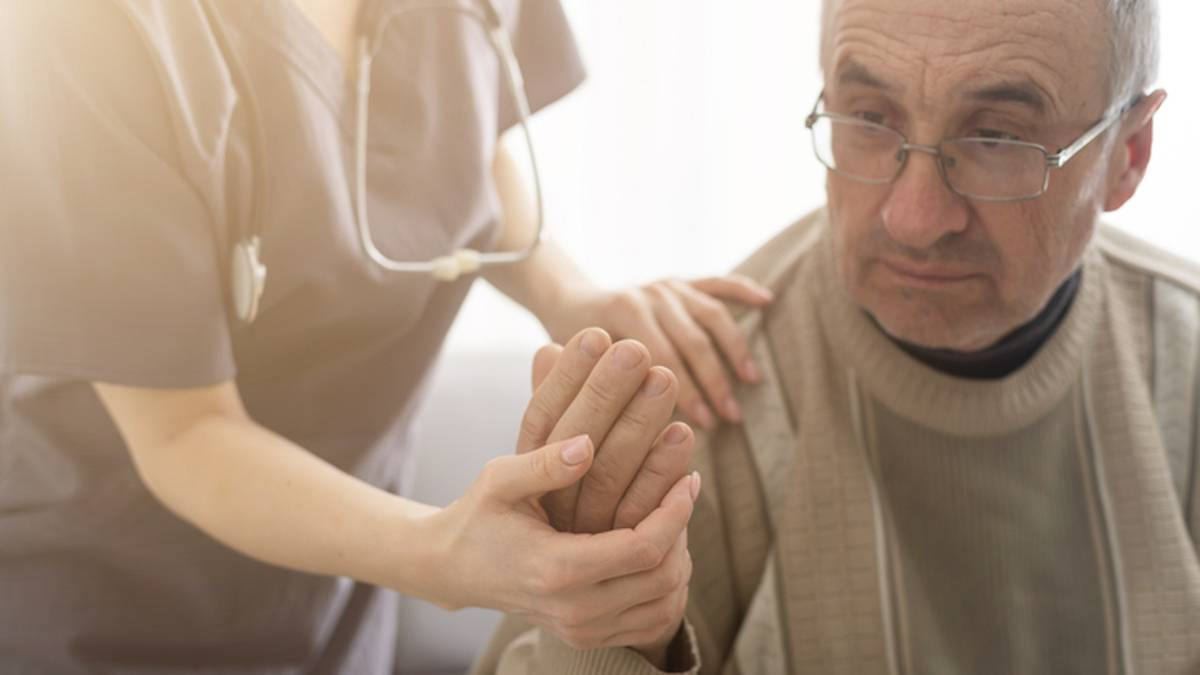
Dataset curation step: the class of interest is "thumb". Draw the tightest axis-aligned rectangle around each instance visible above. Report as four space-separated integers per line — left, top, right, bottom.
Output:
483 435 593 505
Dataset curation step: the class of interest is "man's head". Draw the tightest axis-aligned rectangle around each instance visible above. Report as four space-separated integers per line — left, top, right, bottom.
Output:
818 0 1166 351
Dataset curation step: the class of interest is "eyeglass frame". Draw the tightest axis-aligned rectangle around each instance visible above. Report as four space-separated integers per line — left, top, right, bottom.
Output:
803 92 1143 203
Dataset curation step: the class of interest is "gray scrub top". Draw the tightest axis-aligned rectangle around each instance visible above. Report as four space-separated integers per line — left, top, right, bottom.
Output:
0 0 583 672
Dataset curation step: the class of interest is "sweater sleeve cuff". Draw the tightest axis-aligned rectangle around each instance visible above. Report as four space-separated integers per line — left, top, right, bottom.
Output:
534 621 701 674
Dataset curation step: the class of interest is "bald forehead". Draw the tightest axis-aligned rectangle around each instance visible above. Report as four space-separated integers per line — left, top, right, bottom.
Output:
823 0 1111 118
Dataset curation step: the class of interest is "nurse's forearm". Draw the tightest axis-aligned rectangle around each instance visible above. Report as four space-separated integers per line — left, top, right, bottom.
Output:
484 139 597 325
115 406 439 599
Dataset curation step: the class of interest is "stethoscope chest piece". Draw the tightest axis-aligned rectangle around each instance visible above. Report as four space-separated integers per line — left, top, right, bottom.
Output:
231 236 267 324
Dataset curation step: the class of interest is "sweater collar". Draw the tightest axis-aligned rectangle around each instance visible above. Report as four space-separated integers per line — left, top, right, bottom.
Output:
811 216 1104 437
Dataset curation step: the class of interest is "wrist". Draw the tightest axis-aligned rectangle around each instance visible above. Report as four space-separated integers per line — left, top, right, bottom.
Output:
537 272 613 342
368 497 456 606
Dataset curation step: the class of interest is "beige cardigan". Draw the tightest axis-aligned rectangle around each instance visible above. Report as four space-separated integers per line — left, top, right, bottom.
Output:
472 210 1200 675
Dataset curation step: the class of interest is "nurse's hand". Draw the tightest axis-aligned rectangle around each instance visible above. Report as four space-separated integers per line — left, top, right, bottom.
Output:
544 275 773 430
417 433 698 654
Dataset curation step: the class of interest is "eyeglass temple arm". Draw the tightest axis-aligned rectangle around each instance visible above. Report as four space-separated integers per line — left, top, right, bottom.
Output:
1047 95 1145 168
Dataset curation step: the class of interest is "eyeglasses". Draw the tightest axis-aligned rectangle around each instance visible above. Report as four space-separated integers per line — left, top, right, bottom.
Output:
804 93 1139 202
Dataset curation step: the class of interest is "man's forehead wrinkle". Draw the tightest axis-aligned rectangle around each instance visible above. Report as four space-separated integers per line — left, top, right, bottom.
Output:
829 3 1090 120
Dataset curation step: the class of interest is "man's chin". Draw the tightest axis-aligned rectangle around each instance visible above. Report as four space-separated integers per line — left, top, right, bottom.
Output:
870 311 1001 353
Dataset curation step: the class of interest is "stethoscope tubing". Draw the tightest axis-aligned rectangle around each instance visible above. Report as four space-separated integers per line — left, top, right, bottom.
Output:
353 0 546 281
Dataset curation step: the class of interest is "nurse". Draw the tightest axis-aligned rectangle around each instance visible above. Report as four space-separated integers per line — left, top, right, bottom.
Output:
0 0 768 672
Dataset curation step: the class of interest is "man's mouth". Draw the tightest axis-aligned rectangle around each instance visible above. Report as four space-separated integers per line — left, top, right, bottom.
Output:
880 259 979 287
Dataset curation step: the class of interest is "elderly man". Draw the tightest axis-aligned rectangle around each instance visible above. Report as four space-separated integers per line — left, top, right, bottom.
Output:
473 0 1199 672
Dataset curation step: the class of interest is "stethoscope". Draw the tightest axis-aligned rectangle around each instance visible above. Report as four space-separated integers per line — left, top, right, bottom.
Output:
202 0 545 325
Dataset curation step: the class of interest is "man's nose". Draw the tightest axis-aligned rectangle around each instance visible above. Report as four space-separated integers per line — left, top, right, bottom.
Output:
880 145 969 249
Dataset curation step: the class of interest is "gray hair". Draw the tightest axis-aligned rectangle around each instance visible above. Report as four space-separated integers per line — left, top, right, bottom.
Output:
1106 0 1159 106
819 0 1159 108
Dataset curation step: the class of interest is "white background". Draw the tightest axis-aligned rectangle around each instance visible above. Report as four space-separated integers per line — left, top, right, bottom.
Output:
446 0 1200 353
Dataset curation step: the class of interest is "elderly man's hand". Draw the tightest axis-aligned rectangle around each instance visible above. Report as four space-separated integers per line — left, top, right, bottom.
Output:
517 328 697 535
543 276 772 430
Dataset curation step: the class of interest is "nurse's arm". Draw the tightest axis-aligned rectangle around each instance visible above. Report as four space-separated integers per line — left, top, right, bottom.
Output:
94 379 439 590
484 139 773 432
92 380 696 644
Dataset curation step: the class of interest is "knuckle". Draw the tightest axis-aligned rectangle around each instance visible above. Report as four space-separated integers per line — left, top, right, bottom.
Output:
613 502 642 530
672 558 691 590
528 448 555 482
610 290 644 315
555 604 589 630
650 603 675 628
582 376 622 409
616 404 655 434
630 538 666 570
657 557 685 590
582 462 624 497
518 404 555 446
682 328 713 353
694 298 725 322
695 365 730 395
535 568 569 597
477 458 506 495
530 553 575 595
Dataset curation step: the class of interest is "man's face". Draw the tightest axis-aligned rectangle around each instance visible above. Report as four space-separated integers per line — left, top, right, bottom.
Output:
824 0 1118 351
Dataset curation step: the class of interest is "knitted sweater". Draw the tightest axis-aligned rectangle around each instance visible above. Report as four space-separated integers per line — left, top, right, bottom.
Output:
471 210 1200 675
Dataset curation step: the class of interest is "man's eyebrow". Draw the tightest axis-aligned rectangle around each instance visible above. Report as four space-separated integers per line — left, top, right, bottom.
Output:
835 60 895 92
966 81 1048 115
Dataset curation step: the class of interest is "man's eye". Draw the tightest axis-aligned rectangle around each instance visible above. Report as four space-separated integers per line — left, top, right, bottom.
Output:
854 111 888 125
974 128 1021 142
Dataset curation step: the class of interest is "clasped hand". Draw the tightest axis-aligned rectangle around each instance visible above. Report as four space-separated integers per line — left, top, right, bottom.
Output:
420 328 696 664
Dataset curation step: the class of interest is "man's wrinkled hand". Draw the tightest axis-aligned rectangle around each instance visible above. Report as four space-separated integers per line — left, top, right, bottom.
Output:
516 328 696 534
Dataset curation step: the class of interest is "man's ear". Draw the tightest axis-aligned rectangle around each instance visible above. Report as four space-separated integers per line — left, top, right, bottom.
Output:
1104 89 1167 212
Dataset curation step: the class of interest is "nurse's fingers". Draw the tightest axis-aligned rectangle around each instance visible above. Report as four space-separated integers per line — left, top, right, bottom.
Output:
540 339 651 531
621 307 716 431
667 278 761 384
647 284 742 425
544 532 691 652
517 328 611 455
573 366 680 534
612 422 695 530
596 583 689 653
481 435 594 506
560 530 689 621
690 274 774 308
551 471 697 584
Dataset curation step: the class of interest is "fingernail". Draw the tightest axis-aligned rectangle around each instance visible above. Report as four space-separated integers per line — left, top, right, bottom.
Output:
689 471 701 500
581 329 607 358
663 423 689 445
612 341 644 370
640 370 670 397
742 359 761 383
692 403 715 429
561 435 591 465
757 287 774 302
721 397 742 423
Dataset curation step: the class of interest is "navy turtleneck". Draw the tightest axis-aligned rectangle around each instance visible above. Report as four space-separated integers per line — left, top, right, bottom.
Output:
882 268 1082 380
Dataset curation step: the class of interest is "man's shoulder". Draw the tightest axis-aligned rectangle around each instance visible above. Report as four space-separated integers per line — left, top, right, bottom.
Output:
1096 224 1200 297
